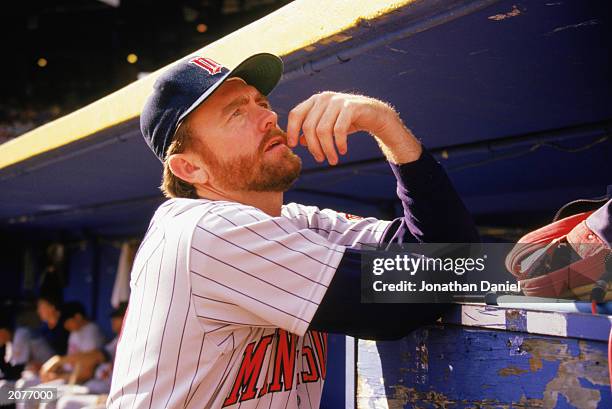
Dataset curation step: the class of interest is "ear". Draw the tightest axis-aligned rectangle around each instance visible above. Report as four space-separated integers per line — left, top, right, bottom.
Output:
167 153 210 185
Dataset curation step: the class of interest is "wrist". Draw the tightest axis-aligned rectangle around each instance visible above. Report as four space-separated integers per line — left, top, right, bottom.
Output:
372 110 422 164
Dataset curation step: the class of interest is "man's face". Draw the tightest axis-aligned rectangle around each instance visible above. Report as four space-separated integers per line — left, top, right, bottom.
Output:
185 78 302 192
64 314 82 332
37 300 56 323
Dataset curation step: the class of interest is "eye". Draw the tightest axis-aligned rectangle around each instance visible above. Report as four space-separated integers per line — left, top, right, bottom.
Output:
230 109 242 118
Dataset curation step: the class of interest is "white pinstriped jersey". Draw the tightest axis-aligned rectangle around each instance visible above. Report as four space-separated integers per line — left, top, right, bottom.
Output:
108 198 391 409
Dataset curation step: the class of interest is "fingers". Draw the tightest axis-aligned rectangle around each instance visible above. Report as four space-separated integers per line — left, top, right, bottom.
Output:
286 97 314 148
287 92 355 165
334 107 351 156
316 104 342 165
300 100 327 162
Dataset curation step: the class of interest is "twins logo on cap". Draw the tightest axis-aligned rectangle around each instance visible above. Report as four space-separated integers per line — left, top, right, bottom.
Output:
189 57 223 75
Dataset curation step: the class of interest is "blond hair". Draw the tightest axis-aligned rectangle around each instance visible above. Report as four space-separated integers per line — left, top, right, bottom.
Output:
160 123 199 199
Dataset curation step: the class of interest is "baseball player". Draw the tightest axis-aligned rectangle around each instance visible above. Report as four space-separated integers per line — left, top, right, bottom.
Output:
108 53 478 408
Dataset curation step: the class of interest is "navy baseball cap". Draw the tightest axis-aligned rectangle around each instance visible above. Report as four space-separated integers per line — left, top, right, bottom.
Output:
141 53 283 161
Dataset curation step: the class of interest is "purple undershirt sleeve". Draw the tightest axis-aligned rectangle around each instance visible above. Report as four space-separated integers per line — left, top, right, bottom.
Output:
382 149 480 244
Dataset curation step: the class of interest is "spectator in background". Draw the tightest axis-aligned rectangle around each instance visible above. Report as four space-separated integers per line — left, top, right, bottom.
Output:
16 302 106 409
0 306 54 407
80 302 127 394
37 295 69 356
62 302 106 359
0 312 54 379
11 295 68 391
39 302 106 383
37 303 128 409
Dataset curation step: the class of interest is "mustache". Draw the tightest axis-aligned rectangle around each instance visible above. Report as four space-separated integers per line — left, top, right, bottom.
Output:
259 128 288 152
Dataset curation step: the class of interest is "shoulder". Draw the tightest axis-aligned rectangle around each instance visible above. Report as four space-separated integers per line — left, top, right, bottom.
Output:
53 322 69 336
13 327 32 342
282 202 330 222
153 198 267 227
195 200 271 230
149 199 222 238
282 202 352 219
282 202 339 226
282 202 320 217
81 322 102 335
153 198 214 220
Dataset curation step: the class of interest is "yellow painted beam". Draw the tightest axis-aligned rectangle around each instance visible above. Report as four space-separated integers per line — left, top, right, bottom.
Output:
0 0 414 170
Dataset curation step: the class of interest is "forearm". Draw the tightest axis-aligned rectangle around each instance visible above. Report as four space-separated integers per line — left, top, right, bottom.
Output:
74 349 106 365
74 364 96 384
370 106 422 165
65 350 106 371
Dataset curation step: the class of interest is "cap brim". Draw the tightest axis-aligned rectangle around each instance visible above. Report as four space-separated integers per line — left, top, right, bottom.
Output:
178 53 283 124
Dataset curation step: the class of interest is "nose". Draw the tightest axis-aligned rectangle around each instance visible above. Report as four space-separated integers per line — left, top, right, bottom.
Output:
257 105 278 133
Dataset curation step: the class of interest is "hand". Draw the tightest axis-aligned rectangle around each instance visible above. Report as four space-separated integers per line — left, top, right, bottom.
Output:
286 92 396 165
69 350 106 368
40 355 62 374
40 371 62 383
39 355 63 382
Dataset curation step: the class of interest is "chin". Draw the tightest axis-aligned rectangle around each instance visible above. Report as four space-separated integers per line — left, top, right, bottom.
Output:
252 153 302 192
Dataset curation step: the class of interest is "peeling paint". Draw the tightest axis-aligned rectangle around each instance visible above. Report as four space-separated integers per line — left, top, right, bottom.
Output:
357 339 390 409
522 339 609 408
357 375 391 409
498 366 529 376
413 330 429 385
488 5 522 21
415 342 428 384
507 335 527 356
515 394 546 408
447 304 611 341
359 334 610 407
461 306 505 328
549 19 599 34
389 385 545 408
359 311 610 407
505 309 527 332
389 386 454 409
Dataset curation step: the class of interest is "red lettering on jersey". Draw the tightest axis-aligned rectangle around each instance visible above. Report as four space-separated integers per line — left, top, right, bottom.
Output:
257 354 272 398
310 331 328 380
189 56 223 75
222 334 273 407
342 212 364 220
258 381 268 398
268 329 297 393
300 345 319 383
